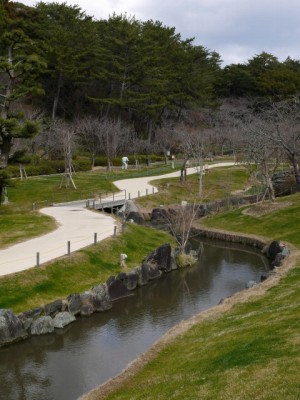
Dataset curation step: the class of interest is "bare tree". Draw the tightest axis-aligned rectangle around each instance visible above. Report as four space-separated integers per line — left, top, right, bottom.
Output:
213 98 250 162
34 119 66 160
174 120 210 198
243 116 281 202
36 119 78 187
75 117 132 170
164 202 200 254
59 122 77 188
96 118 131 170
266 98 300 191
75 116 103 167
155 120 176 164
241 98 300 193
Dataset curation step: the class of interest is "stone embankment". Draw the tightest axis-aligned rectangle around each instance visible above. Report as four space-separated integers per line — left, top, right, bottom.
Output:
191 226 290 269
0 234 290 348
0 243 178 348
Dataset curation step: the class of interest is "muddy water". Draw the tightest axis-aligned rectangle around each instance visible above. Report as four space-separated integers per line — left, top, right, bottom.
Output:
0 238 269 400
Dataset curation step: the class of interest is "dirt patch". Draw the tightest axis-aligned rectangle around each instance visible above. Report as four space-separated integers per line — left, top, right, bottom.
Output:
242 201 292 217
231 185 252 195
80 229 299 400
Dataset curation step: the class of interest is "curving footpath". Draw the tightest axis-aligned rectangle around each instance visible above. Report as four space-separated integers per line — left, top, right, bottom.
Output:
0 162 234 276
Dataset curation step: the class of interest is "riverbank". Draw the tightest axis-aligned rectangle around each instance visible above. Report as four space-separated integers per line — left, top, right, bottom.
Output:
0 224 177 313
83 245 299 400
1 236 268 400
81 199 300 400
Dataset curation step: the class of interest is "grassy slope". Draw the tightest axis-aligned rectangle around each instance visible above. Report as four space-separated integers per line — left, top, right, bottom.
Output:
99 194 300 400
0 209 56 249
0 224 176 313
136 166 250 209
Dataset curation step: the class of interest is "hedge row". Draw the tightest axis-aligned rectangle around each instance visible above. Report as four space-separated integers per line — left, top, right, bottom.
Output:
6 153 167 177
6 159 91 177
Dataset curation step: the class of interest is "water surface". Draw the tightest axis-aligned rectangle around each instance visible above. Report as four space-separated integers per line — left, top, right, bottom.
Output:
0 238 269 400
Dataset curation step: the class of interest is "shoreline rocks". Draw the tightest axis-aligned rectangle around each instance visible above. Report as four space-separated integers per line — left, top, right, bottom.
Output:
0 235 289 348
0 243 178 348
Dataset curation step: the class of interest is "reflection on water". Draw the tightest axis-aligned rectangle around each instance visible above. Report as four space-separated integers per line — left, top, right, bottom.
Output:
0 239 269 400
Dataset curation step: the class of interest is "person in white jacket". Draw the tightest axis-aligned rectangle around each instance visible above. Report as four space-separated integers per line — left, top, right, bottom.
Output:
121 156 129 169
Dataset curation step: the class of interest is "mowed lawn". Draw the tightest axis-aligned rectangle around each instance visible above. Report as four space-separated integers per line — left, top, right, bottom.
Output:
0 224 176 313
0 164 179 248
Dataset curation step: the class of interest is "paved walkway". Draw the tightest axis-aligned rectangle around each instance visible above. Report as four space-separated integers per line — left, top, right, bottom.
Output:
0 162 234 276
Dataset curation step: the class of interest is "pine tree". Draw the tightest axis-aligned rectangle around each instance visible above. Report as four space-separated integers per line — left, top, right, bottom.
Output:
0 1 45 168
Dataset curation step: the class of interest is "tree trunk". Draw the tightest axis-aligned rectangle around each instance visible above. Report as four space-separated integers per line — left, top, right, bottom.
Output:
0 45 13 168
180 158 189 182
52 74 63 120
198 167 203 198
147 119 153 143
263 162 275 202
0 136 12 169
291 158 300 191
91 153 96 168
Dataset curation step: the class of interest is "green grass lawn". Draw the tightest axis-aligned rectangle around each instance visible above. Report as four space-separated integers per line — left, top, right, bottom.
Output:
0 224 176 313
6 164 183 210
136 165 250 209
0 207 57 249
0 164 246 248
0 164 181 248
103 266 300 400
202 193 300 247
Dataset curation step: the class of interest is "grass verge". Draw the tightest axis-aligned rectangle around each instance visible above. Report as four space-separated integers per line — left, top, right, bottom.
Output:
136 166 250 210
0 224 176 314
0 207 57 249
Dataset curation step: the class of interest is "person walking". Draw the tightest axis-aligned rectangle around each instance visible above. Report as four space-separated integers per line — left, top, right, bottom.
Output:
121 156 129 169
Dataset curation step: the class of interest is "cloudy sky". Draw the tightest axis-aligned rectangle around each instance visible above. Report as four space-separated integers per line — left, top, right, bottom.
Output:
21 0 300 66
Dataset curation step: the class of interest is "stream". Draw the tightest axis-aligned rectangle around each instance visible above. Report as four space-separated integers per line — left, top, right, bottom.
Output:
0 238 270 400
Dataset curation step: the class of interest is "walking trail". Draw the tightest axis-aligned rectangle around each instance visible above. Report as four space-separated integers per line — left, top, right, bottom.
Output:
0 162 234 276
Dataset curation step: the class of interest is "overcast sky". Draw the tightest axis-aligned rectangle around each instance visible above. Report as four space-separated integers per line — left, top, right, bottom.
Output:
21 0 300 66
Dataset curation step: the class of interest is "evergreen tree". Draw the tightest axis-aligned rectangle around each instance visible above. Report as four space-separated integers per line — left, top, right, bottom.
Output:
0 1 44 168
36 2 99 119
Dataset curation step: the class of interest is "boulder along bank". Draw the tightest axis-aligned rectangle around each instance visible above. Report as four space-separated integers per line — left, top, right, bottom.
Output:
0 243 190 348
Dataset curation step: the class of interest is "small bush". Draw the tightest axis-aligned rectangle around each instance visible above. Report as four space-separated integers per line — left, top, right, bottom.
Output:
73 158 91 171
94 156 109 167
5 158 91 177
9 150 31 164
176 252 198 268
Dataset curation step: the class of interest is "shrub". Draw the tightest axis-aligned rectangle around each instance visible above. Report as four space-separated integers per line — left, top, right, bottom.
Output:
176 252 198 268
8 150 31 164
73 159 91 172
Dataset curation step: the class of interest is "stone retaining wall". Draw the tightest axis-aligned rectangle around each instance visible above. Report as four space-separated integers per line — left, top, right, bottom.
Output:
191 226 266 249
0 244 178 348
0 233 289 348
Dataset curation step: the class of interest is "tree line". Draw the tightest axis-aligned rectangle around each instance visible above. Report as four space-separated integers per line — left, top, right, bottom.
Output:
1 1 300 199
